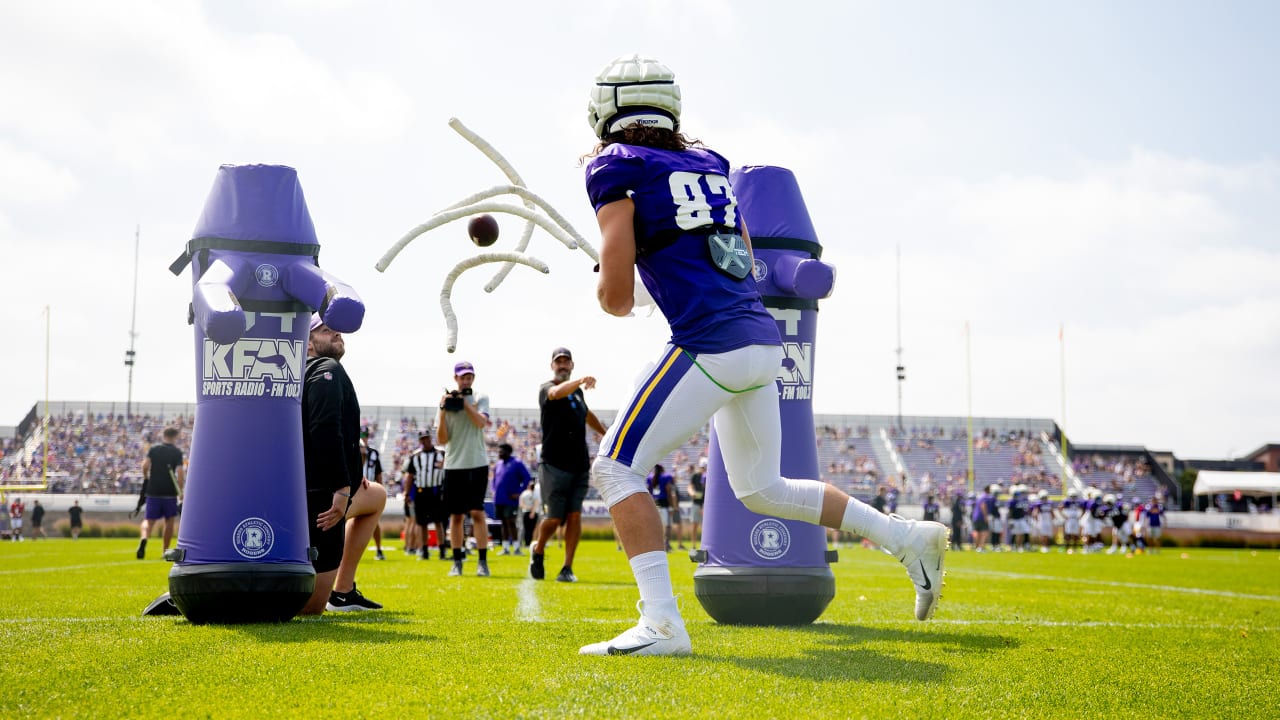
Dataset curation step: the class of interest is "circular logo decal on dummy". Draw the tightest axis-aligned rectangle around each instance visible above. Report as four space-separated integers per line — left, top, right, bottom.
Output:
749 518 791 560
254 263 280 287
752 258 768 282
232 517 275 559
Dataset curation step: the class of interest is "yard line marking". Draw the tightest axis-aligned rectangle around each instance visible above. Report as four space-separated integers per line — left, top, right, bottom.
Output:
0 616 148 624
962 568 1280 602
932 619 1280 631
516 578 543 622
0 561 140 575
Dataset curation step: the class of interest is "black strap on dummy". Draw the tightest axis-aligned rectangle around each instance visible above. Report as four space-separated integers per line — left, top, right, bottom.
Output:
169 236 320 276
752 236 824 311
750 236 823 259
172 237 320 323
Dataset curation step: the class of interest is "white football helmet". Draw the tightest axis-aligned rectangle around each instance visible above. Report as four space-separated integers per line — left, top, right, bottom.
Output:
588 54 681 139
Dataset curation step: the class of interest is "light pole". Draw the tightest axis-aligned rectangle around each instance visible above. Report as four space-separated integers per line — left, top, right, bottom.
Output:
895 244 905 432
124 226 139 417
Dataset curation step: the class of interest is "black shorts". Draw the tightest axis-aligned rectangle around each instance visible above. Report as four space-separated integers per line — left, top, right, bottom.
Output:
972 518 989 532
306 489 346 574
540 463 589 521
444 467 488 515
414 486 448 526
495 504 519 521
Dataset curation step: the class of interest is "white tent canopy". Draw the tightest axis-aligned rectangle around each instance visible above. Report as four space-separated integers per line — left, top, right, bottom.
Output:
1193 470 1280 497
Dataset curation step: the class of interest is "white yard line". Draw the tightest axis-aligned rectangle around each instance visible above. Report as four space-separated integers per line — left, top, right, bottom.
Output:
516 578 543 622
0 561 141 575
931 618 1279 630
961 567 1280 602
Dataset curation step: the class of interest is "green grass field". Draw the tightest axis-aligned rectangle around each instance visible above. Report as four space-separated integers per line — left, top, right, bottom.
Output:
1 538 1276 719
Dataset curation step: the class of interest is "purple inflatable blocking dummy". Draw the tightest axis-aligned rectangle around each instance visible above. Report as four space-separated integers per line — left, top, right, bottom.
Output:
164 164 364 623
692 165 838 625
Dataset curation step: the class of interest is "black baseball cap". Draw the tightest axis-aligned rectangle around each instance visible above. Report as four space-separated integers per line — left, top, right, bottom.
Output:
551 347 572 361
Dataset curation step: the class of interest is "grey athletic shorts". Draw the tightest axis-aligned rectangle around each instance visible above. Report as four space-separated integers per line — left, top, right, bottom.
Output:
540 463 589 521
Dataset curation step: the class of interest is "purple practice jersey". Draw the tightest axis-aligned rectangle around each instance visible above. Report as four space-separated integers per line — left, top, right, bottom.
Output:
1008 495 1030 520
584 143 780 354
1146 502 1164 527
972 491 993 522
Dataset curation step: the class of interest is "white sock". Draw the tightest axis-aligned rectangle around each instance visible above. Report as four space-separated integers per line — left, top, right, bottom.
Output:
840 498 899 551
630 550 677 619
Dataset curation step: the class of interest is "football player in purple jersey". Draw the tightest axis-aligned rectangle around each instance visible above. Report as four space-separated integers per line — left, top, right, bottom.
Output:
1007 485 1033 552
1060 488 1084 553
578 54 949 657
1032 489 1059 553
1083 488 1108 553
1141 496 1165 553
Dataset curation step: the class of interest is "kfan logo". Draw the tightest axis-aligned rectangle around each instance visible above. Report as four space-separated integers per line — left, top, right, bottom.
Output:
769 308 812 401
200 312 304 398
776 343 813 400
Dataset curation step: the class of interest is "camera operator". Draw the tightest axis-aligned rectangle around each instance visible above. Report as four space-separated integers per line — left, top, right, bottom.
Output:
436 360 493 577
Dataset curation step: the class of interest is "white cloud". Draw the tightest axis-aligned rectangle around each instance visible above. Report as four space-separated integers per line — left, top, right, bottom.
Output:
0 1 415 162
0 142 79 205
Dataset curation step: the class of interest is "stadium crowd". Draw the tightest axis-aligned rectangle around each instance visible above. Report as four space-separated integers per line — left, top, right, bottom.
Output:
4 409 1130 519
16 409 1269 556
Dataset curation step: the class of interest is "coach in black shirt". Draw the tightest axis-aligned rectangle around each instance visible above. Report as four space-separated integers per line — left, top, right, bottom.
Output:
529 347 607 583
300 315 386 614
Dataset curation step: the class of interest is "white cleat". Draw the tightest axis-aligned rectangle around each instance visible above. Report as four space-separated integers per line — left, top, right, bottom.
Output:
895 518 949 621
579 602 691 657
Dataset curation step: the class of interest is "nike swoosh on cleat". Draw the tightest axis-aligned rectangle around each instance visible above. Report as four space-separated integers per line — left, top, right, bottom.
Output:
916 561 933 590
607 642 657 656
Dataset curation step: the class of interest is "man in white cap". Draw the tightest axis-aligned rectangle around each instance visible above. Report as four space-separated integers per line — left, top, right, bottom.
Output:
437 360 492 577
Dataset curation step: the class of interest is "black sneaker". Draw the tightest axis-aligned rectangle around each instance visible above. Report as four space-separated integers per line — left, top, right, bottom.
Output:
530 552 545 580
555 567 577 583
326 583 383 612
136 538 147 559
375 549 386 561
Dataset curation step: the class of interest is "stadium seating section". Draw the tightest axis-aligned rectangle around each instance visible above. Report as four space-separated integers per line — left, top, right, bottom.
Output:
2 403 1164 504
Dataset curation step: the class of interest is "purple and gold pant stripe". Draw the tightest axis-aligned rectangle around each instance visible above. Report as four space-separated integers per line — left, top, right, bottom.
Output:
603 346 694 466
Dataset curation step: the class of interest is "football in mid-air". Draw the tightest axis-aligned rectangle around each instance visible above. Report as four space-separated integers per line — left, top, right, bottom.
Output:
467 214 499 247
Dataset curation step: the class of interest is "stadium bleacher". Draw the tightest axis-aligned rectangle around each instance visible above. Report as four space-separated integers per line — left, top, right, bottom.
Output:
1070 450 1161 501
2 402 1120 504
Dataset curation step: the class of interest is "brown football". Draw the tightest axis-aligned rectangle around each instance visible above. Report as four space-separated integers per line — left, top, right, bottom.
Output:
467 214 499 247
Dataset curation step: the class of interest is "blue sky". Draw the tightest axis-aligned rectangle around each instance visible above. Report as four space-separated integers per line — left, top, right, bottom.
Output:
1 1 1276 458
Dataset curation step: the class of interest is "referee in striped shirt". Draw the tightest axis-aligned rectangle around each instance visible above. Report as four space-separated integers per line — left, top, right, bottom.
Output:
403 431 449 560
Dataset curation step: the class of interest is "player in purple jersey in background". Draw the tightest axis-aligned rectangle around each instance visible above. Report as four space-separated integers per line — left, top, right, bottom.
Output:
578 54 949 657
1061 488 1084 553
